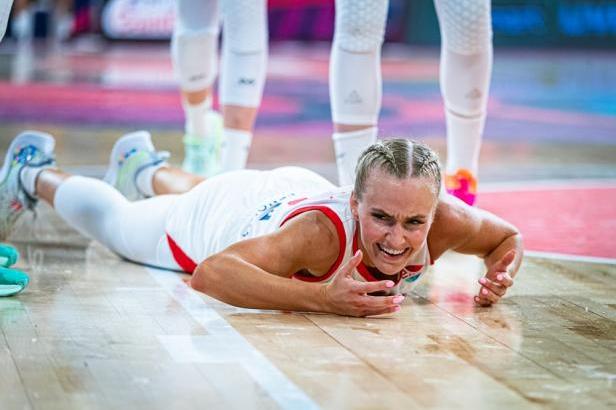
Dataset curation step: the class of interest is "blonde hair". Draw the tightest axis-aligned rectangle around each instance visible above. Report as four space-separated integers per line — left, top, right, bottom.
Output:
354 138 441 199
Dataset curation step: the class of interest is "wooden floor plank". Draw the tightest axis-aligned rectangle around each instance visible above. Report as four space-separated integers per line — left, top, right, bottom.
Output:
1 202 614 409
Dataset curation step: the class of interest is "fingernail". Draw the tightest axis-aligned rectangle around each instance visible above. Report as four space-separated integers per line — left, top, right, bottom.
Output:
394 306 401 312
482 289 488 295
393 295 404 304
496 274 503 281
386 281 395 288
479 278 487 284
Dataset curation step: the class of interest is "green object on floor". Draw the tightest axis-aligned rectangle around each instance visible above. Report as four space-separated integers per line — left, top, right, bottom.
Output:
0 266 29 296
0 243 20 267
0 243 29 296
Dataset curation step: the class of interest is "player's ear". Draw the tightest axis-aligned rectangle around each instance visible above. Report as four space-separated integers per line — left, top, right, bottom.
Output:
350 191 359 221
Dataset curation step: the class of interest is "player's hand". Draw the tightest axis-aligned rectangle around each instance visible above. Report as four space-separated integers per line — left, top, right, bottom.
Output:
475 250 515 307
321 250 404 317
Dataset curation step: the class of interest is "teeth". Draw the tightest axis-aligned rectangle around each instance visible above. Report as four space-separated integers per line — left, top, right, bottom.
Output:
379 244 406 256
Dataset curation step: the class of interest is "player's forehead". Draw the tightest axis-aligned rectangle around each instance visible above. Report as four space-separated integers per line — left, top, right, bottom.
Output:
360 171 436 216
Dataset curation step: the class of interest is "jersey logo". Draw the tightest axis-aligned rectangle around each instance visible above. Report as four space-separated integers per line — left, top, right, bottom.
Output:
401 266 424 283
257 196 288 221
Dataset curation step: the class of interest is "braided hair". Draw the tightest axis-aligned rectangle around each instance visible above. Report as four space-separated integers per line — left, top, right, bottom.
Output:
354 138 441 200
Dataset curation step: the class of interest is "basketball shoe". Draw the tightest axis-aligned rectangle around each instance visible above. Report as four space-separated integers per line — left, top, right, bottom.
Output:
103 131 169 201
0 131 55 241
445 168 478 206
182 110 224 177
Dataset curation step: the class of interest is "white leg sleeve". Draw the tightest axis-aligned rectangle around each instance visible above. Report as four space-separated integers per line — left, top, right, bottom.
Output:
171 0 220 92
333 127 378 186
435 0 492 173
219 0 268 107
54 177 179 270
330 0 388 125
0 0 13 42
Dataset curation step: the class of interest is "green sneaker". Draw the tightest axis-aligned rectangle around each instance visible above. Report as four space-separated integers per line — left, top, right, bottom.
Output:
182 110 224 177
0 243 19 267
103 131 169 201
0 243 28 297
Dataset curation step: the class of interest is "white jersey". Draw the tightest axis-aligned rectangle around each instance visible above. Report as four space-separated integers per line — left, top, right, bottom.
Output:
165 167 431 294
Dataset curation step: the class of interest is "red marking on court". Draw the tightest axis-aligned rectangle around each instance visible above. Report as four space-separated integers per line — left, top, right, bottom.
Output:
477 186 616 259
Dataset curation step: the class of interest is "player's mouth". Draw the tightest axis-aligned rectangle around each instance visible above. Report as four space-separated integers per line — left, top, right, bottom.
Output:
377 243 409 259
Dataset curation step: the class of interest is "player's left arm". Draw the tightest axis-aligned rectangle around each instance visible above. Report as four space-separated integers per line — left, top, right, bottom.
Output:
428 195 524 306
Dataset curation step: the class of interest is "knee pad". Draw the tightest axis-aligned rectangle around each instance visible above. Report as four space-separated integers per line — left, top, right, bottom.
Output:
334 0 388 53
434 0 492 55
219 0 268 107
171 0 220 92
436 0 492 117
330 0 388 125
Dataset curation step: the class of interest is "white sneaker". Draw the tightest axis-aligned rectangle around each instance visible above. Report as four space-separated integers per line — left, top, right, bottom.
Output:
103 131 169 201
0 131 55 241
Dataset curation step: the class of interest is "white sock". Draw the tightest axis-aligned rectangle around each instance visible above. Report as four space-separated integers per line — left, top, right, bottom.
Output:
220 128 252 172
445 111 484 176
135 163 166 198
183 97 212 140
20 165 52 198
333 127 378 186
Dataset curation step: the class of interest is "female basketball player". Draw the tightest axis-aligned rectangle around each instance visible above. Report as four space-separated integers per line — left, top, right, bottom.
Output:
0 131 522 317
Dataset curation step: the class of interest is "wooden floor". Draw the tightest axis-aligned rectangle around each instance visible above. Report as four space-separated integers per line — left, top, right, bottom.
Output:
1 40 615 409
1 204 614 410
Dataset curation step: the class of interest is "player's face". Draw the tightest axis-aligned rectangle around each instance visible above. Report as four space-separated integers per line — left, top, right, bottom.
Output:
351 169 437 275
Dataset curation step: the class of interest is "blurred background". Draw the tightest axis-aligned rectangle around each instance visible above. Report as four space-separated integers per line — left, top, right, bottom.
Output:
0 0 615 259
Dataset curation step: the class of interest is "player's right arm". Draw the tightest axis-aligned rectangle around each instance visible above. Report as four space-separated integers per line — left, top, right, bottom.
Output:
190 211 403 316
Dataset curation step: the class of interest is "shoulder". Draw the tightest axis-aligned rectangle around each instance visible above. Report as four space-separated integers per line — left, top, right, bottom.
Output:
275 210 342 275
428 194 520 260
427 195 481 260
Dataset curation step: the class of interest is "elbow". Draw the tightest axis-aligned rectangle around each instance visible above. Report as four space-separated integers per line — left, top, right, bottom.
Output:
511 229 524 252
190 253 242 308
190 255 223 295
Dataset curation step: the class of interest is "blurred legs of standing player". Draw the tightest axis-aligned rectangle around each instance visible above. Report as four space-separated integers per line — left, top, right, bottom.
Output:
171 0 268 177
329 0 493 205
329 0 387 187
436 0 492 206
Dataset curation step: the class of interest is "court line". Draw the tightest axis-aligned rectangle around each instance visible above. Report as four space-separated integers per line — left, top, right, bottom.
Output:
146 267 320 410
526 251 616 266
479 178 616 193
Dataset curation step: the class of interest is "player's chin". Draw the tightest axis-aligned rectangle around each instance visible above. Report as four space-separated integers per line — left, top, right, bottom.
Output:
373 247 410 274
373 258 406 276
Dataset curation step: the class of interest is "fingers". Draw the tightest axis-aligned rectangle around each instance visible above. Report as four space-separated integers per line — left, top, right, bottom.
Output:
335 250 363 280
366 305 402 317
494 250 516 272
479 277 507 297
475 270 514 307
474 294 492 307
352 279 396 294
351 294 405 317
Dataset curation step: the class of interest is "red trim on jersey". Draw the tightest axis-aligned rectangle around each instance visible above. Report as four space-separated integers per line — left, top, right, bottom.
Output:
287 197 308 206
166 234 197 274
280 206 346 283
352 227 424 284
